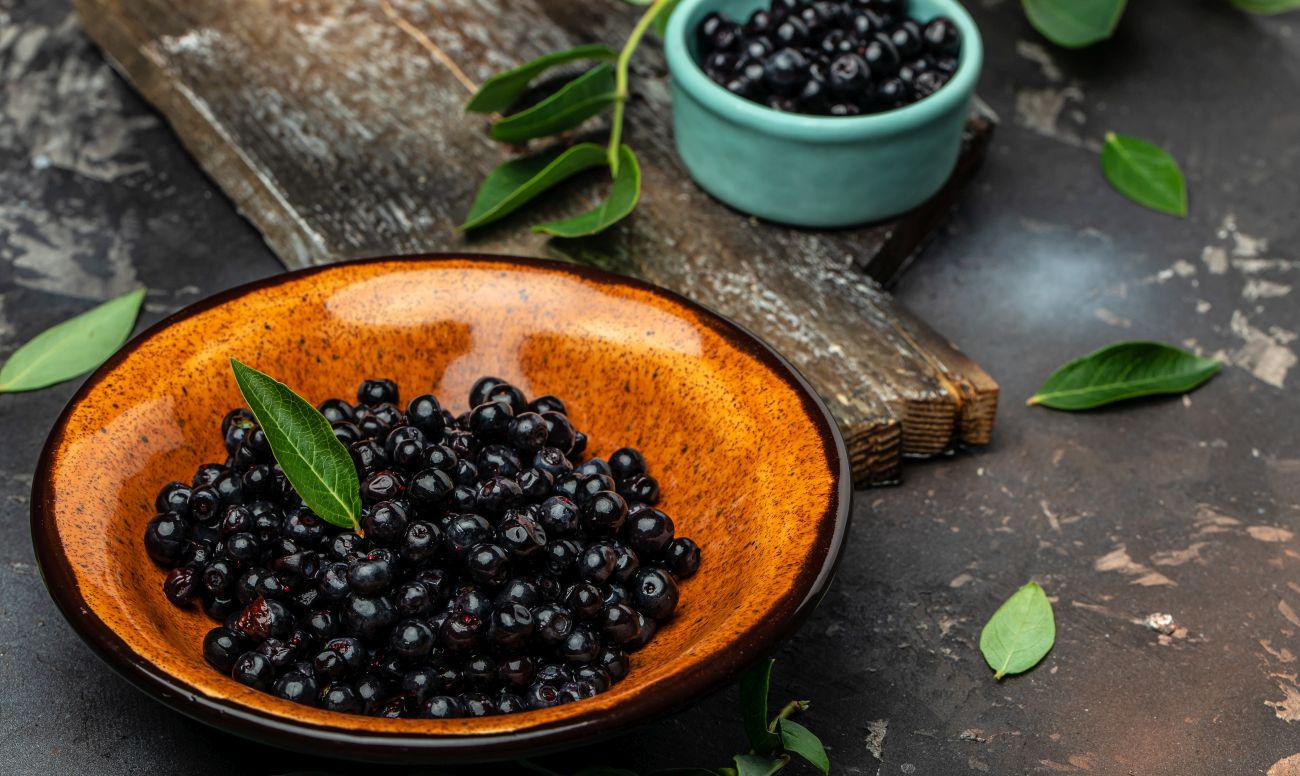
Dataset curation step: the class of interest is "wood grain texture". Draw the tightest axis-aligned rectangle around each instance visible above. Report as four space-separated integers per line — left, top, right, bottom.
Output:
71 0 998 485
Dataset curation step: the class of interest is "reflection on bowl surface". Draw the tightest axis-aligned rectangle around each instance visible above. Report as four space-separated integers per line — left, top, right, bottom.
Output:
32 255 851 762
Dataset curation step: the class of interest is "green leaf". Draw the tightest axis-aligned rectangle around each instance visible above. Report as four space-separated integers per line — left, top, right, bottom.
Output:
1229 0 1300 12
740 658 782 756
1021 0 1127 48
466 44 618 114
490 64 617 143
733 755 787 776
778 719 829 774
1100 132 1188 217
230 359 362 531
653 0 684 35
979 582 1056 680
0 288 145 393
460 143 607 231
1029 341 1220 410
534 145 640 237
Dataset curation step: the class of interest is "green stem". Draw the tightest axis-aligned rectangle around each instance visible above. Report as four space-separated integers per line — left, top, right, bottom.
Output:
767 700 810 733
742 699 812 758
608 0 672 174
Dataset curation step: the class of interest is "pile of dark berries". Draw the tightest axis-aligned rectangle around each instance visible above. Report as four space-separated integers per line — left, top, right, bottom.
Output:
696 0 962 116
142 376 701 718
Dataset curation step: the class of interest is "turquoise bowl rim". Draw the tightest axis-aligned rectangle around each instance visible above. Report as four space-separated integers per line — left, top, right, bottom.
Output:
664 0 984 142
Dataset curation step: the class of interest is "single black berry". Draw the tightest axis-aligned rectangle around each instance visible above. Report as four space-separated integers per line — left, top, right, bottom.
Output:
624 507 675 557
202 626 243 673
763 47 809 95
828 53 871 96
608 447 646 480
357 378 398 406
660 537 702 579
632 568 679 621
533 603 575 646
144 513 189 567
321 683 362 713
528 394 567 415
273 672 318 705
156 481 192 515
232 651 275 689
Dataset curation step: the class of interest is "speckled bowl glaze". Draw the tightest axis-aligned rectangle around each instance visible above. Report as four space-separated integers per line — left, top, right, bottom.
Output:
31 255 851 763
665 0 983 226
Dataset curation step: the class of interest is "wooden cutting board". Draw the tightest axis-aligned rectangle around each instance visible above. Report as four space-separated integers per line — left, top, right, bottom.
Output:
73 0 999 485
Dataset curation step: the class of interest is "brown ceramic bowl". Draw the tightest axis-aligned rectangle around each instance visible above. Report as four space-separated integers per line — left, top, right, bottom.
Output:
31 255 850 763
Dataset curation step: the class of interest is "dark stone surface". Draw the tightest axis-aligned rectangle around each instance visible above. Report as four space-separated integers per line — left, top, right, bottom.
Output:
1 1 1297 774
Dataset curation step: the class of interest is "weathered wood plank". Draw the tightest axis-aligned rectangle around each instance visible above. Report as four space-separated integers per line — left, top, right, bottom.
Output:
72 0 998 484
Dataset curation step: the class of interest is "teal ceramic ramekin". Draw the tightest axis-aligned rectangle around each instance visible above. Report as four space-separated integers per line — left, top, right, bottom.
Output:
664 0 983 227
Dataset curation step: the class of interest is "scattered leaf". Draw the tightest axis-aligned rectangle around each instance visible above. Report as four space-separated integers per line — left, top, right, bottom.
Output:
740 658 782 756
230 359 362 531
1021 0 1127 48
534 145 641 237
490 64 617 144
733 755 788 776
0 288 145 393
466 44 618 114
1029 341 1220 410
1229 0 1300 12
461 143 607 231
778 719 829 774
979 582 1056 680
1101 132 1188 216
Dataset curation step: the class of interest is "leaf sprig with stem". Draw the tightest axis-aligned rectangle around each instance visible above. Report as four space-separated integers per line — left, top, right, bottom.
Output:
461 0 677 237
513 658 828 776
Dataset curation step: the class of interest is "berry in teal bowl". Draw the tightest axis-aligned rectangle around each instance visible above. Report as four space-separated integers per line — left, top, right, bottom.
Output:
664 0 983 227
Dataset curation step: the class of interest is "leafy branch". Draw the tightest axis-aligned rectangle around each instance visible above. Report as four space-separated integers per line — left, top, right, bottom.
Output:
517 659 828 776
461 0 676 237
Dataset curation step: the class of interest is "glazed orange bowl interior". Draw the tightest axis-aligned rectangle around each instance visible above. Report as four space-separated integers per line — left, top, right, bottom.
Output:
32 255 850 762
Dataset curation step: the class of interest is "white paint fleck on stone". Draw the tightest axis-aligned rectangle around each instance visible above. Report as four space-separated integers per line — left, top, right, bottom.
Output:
1014 85 1093 149
865 718 888 761
1094 307 1131 328
1094 545 1176 586
1215 310 1298 388
1015 39 1062 82
1243 279 1293 301
1201 245 1229 274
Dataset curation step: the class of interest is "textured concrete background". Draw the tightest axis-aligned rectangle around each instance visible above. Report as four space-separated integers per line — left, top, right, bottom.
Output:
1 0 1299 774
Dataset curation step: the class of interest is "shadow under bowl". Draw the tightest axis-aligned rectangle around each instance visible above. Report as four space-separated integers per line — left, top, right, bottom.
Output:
31 255 852 762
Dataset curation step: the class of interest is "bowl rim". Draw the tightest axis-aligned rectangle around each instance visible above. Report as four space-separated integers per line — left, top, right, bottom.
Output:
30 253 853 763
664 0 984 141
